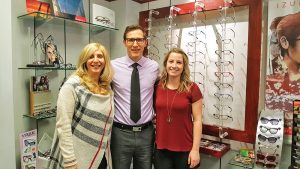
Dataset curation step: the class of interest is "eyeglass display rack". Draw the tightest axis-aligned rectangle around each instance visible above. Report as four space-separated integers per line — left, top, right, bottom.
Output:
255 109 284 169
18 9 118 116
290 100 300 169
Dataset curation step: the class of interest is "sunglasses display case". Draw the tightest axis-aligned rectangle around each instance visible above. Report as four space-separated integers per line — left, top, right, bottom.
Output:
290 100 300 169
255 109 284 169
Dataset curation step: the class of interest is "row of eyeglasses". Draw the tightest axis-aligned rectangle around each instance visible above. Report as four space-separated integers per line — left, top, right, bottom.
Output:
208 0 236 139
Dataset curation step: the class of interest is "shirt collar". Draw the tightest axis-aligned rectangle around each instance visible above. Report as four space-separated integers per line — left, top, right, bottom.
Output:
125 56 146 68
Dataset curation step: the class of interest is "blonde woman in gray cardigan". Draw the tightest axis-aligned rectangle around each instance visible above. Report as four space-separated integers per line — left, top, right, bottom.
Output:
48 43 114 169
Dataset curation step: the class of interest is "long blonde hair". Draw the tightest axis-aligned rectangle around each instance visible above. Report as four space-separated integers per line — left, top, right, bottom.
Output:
160 48 192 92
74 43 113 95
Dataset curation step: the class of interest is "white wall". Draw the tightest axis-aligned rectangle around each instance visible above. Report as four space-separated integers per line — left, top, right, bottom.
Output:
0 0 16 168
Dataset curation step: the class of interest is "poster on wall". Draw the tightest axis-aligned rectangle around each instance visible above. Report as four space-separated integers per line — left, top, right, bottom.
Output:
265 0 300 140
51 0 86 21
20 129 37 169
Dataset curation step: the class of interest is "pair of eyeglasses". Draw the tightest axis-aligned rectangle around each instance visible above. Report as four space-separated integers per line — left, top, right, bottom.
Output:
260 117 281 125
216 38 234 49
216 28 236 39
214 72 234 81
187 41 207 48
213 104 232 112
259 126 281 134
126 38 145 45
257 145 278 162
187 51 206 58
214 93 233 102
255 161 277 169
215 50 234 59
257 153 278 162
164 43 178 50
59 63 76 70
213 113 233 120
188 30 206 39
214 60 234 68
190 61 206 68
258 134 280 143
214 82 233 91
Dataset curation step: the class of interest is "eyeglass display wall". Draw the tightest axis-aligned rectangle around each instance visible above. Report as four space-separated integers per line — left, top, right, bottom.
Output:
255 109 284 169
291 100 300 169
139 0 262 143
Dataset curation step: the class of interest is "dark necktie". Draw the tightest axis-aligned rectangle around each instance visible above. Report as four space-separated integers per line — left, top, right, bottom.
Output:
130 63 141 123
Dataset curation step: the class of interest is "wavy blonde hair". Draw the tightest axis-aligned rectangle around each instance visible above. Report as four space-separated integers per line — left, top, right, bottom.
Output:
74 43 113 95
160 48 192 92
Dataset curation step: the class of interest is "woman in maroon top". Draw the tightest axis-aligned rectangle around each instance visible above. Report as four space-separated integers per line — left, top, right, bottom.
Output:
154 48 203 169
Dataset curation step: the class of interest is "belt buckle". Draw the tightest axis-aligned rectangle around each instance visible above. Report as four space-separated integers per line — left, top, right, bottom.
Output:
132 126 142 132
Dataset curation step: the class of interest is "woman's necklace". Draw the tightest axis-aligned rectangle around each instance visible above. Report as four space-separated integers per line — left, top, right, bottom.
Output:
166 89 178 123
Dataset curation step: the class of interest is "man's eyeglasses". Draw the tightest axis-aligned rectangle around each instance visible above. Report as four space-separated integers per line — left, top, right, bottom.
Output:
125 38 145 45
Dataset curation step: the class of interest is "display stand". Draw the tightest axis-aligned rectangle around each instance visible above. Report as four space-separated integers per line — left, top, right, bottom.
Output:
290 100 300 169
255 109 284 169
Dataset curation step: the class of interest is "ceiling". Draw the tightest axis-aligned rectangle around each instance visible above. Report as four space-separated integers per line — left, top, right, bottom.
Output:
104 0 156 3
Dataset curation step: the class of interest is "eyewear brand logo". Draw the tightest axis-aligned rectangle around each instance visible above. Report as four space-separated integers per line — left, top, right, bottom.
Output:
276 1 300 8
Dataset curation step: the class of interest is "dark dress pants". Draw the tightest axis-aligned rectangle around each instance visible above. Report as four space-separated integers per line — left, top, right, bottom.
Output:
111 125 154 169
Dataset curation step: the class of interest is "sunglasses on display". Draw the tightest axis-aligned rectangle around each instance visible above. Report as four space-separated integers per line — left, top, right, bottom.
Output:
295 126 300 133
257 146 278 163
258 134 280 144
260 117 281 125
259 126 281 134
255 161 277 169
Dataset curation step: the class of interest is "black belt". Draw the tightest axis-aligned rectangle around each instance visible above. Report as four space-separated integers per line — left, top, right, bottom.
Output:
113 121 152 132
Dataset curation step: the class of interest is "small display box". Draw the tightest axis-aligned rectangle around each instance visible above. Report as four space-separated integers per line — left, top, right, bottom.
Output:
200 139 230 158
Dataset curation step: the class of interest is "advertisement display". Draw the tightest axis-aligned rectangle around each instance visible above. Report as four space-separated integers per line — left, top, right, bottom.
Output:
265 0 300 139
20 129 37 169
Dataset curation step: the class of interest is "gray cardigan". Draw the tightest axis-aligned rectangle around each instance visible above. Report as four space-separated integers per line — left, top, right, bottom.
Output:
48 75 114 169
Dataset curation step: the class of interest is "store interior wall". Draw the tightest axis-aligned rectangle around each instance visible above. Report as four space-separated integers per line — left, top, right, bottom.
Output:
0 0 16 168
0 0 291 168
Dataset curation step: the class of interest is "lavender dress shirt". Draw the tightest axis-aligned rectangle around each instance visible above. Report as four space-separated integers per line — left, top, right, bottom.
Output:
111 56 159 125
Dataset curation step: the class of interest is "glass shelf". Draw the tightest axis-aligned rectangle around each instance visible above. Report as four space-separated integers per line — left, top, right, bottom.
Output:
17 12 118 33
23 112 56 120
18 66 76 70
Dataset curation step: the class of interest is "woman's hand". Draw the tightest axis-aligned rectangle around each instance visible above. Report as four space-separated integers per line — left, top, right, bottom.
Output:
65 164 78 169
188 149 200 168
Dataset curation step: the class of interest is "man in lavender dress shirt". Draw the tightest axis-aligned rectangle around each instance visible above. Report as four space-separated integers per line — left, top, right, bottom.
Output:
111 25 159 169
